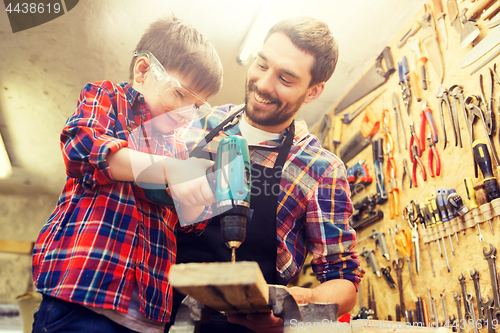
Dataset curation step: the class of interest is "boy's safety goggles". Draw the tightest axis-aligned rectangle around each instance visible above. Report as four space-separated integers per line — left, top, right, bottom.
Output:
133 51 212 119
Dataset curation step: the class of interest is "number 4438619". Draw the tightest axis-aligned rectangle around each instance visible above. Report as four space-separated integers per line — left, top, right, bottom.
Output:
5 2 61 14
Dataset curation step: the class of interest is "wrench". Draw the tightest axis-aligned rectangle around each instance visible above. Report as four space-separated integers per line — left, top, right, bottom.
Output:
481 295 495 333
458 273 472 321
483 243 500 318
440 293 448 326
470 267 486 323
432 297 439 327
428 287 436 325
466 294 479 333
393 259 405 320
453 290 465 333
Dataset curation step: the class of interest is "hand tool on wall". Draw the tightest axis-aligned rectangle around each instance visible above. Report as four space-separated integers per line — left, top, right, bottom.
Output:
403 201 422 275
411 143 427 187
381 96 394 155
399 56 412 115
466 294 479 333
427 135 441 178
387 153 399 218
427 288 436 327
349 194 384 230
458 273 473 321
470 46 500 75
334 47 395 114
392 92 408 152
465 95 500 177
440 293 448 327
431 297 439 327
395 228 415 288
402 158 413 189
342 89 385 124
346 160 373 197
422 8 445 83
479 72 496 136
464 177 485 241
361 247 381 277
460 0 497 48
445 188 462 243
393 258 405 319
407 37 426 98
437 189 455 254
433 0 448 49
447 0 462 33
436 85 460 148
472 140 500 201
339 106 380 163
470 267 486 324
449 85 467 146
418 201 437 277
381 266 396 289
482 1 500 20
453 290 465 333
481 295 495 333
462 20 500 68
424 200 444 257
368 280 378 319
397 21 422 48
420 100 439 153
360 228 390 261
373 139 388 204
332 115 342 154
389 225 400 264
483 243 500 319
430 195 451 272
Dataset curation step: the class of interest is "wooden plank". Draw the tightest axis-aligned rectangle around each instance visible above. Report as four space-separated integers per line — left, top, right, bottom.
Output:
0 239 34 254
169 261 271 315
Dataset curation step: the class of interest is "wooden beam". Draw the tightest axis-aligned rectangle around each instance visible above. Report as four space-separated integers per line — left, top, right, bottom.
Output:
0 239 34 254
169 261 271 315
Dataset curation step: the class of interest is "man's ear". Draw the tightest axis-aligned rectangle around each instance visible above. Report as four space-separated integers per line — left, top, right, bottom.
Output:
133 57 149 84
304 82 325 104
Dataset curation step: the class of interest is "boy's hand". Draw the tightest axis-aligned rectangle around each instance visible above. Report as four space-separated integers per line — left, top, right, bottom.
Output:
166 157 215 207
227 312 284 333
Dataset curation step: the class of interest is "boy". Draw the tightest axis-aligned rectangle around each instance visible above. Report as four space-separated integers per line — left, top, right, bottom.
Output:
32 16 222 333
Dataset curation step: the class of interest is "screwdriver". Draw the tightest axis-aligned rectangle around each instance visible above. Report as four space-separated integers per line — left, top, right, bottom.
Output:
437 189 455 255
425 201 443 257
464 178 484 242
472 140 500 201
429 195 450 272
448 190 469 238
418 202 436 277
474 185 494 235
444 188 461 244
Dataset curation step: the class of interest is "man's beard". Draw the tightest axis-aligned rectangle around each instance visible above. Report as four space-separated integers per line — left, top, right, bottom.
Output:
244 81 305 128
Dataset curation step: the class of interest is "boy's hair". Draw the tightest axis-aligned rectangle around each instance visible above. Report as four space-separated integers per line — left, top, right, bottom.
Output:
130 15 223 96
265 17 338 87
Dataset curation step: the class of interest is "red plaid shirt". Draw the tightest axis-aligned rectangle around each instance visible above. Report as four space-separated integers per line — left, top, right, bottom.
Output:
32 81 206 322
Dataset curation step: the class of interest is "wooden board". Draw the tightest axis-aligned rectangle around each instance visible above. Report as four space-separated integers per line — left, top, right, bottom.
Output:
0 239 34 254
169 261 271 315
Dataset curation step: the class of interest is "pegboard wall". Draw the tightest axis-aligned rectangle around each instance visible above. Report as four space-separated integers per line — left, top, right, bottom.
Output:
312 0 500 328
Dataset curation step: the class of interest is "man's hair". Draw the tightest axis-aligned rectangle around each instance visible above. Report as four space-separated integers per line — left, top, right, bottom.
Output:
264 17 338 87
130 15 223 96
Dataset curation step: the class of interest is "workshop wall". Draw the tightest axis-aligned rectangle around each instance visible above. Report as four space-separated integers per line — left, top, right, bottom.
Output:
313 0 500 327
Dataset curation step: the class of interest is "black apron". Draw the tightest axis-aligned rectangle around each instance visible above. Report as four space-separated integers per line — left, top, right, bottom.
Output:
168 110 294 333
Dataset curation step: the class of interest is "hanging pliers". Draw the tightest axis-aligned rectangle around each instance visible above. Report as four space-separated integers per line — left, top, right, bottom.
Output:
402 158 412 189
411 144 427 187
479 69 495 136
427 134 441 178
419 100 438 153
435 85 455 149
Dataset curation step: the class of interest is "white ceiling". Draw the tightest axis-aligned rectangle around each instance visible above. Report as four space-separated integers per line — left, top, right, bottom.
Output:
0 0 426 195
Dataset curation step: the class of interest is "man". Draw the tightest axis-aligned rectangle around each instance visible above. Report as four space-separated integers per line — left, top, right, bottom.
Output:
170 16 364 333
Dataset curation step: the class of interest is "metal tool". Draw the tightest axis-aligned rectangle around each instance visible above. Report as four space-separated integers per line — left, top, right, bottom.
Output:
437 189 454 254
411 143 427 187
440 293 448 326
483 243 500 318
460 0 497 48
403 203 421 275
407 37 427 97
373 139 388 204
453 290 465 333
427 135 441 178
397 21 421 48
418 201 436 277
425 201 443 257
448 0 462 33
481 295 495 333
462 24 500 68
350 194 384 230
392 92 408 152
334 47 395 114
428 288 436 326
479 71 495 136
459 273 473 321
402 158 412 190
381 266 396 289
362 228 390 261
430 195 451 272
444 188 461 243
422 8 445 83
470 267 486 323
467 294 479 333
431 297 439 327
342 89 386 124
433 0 448 49
470 45 500 75
420 100 439 152
436 85 459 148
473 140 500 202
399 56 412 115
393 259 405 319
395 228 415 288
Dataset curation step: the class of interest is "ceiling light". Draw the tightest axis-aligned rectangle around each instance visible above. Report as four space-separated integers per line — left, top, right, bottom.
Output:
236 4 271 65
0 133 12 179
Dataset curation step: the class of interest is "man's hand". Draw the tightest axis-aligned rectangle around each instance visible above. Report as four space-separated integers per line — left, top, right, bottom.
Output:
166 157 215 207
227 312 284 333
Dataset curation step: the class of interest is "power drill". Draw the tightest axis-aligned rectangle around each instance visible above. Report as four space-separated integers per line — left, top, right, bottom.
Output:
207 135 252 263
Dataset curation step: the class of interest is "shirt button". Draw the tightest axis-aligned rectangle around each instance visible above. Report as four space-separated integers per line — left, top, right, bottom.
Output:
127 125 132 132
142 115 148 121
